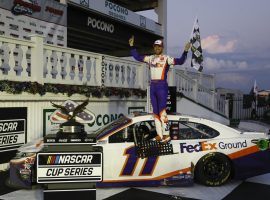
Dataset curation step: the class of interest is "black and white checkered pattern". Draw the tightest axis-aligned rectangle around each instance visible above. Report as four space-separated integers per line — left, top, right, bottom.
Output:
1 172 270 200
190 18 203 72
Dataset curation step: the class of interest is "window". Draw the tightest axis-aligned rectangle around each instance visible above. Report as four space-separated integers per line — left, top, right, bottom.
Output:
108 128 128 143
108 120 157 143
170 121 219 140
108 119 219 143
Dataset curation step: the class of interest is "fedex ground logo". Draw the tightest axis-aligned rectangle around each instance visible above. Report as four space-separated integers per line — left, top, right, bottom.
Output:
180 141 217 153
37 152 102 183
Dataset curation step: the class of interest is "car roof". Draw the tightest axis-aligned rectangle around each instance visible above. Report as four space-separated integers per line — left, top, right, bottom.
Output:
97 113 241 141
129 113 241 136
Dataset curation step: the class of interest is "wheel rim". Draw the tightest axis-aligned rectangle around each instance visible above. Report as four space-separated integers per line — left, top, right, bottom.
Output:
203 157 229 181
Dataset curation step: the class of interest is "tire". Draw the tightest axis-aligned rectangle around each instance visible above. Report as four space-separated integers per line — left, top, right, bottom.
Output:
195 153 231 186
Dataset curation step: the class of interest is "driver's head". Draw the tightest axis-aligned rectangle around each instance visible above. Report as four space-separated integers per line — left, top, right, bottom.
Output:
153 40 164 55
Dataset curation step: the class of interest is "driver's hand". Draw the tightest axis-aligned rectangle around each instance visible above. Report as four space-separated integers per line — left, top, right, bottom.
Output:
129 35 134 47
184 42 191 52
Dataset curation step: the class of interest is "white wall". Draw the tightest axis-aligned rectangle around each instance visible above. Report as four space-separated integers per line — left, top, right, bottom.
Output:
177 97 229 125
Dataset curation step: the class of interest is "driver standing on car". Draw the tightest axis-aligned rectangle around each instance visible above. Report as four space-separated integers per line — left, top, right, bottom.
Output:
129 36 191 142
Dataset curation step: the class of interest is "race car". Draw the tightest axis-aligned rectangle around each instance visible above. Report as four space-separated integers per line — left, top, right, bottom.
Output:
8 113 270 188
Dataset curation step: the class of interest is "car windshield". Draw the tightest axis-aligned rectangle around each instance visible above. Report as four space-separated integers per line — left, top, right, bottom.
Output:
96 116 132 140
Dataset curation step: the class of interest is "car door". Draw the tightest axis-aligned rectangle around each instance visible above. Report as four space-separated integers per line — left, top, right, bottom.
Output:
100 119 191 184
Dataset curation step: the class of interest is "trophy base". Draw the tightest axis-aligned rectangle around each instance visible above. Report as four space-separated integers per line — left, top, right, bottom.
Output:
56 120 86 138
56 131 87 139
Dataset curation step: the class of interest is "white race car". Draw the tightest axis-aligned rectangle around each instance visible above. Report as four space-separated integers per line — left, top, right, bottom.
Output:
9 113 270 188
95 113 270 187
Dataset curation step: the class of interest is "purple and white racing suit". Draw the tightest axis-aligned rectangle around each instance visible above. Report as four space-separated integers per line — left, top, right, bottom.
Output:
131 48 188 138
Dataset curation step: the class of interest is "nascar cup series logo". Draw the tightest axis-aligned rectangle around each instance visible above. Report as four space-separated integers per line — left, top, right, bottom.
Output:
37 152 102 183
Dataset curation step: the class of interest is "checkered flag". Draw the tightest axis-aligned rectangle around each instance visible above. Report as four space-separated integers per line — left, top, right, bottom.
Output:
190 18 203 72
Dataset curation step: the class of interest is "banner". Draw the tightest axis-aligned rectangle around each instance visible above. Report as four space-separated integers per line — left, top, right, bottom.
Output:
190 17 203 72
0 107 27 164
0 0 67 46
67 5 161 56
37 152 102 183
68 0 161 35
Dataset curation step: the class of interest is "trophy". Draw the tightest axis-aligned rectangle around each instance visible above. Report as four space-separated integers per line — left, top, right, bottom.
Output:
51 99 89 138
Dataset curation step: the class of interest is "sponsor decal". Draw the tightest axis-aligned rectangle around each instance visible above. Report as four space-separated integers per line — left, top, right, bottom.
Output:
80 0 89 7
47 154 93 164
180 140 248 153
105 0 128 15
179 117 189 122
87 16 114 33
19 156 35 180
0 119 25 152
20 169 31 180
105 0 128 21
251 139 269 151
37 152 102 183
101 56 106 86
219 140 247 150
180 141 217 153
0 121 19 132
11 0 41 16
45 6 63 16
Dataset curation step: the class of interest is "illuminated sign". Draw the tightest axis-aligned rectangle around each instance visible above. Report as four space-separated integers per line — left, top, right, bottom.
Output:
37 152 102 183
0 119 25 152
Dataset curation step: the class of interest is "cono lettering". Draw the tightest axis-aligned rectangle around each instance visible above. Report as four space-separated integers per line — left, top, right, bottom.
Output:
87 17 114 33
90 113 124 127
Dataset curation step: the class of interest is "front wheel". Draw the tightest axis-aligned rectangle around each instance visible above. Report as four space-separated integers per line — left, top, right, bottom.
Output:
195 153 231 186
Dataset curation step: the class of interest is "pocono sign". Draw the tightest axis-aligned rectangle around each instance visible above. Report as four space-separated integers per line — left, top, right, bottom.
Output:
69 0 159 34
87 16 114 33
37 152 102 183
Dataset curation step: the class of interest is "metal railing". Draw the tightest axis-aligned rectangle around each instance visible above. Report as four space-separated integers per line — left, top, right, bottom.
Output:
232 97 268 119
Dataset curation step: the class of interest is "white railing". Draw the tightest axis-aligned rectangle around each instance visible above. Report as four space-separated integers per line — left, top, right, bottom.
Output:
0 35 146 89
175 69 227 116
0 35 34 82
0 34 226 116
101 55 147 89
